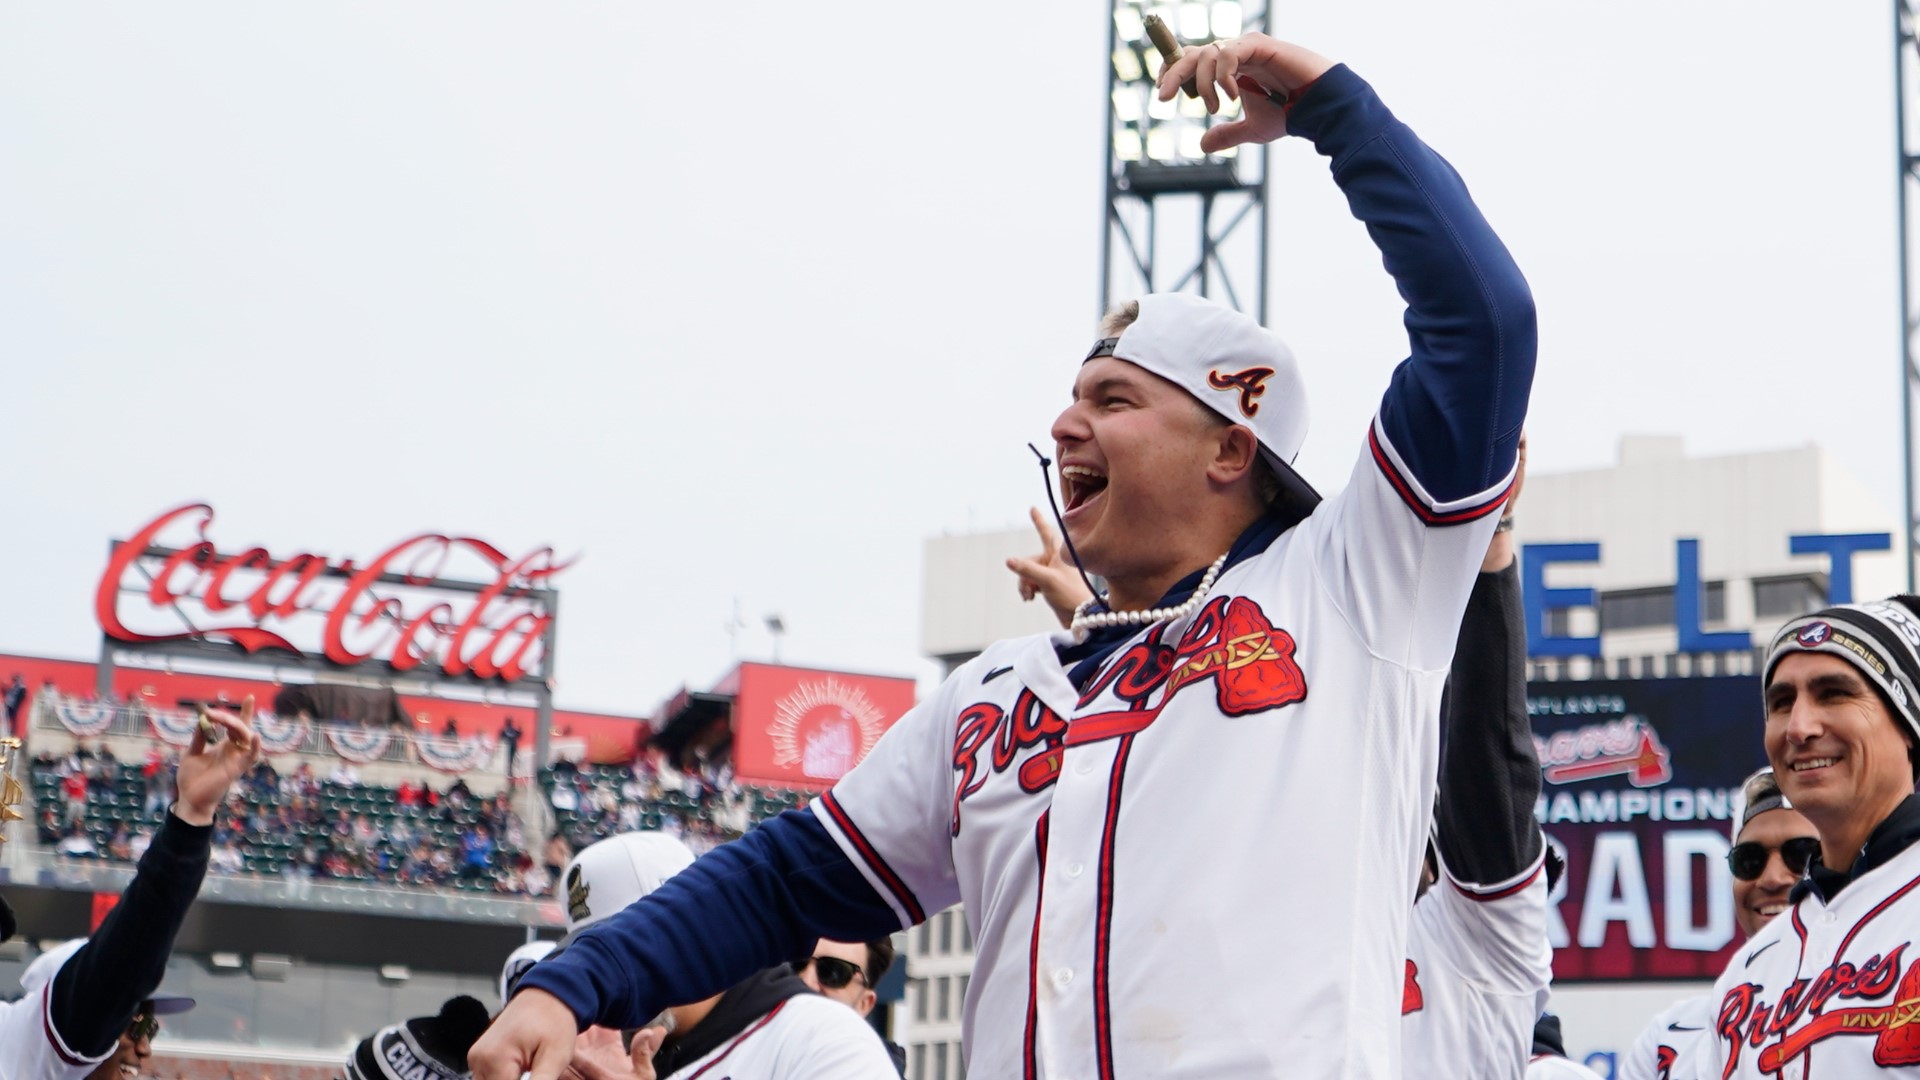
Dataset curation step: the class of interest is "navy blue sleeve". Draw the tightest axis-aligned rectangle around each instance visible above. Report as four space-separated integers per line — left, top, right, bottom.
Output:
1285 65 1536 504
1435 562 1544 884
516 808 899 1030
50 811 211 1056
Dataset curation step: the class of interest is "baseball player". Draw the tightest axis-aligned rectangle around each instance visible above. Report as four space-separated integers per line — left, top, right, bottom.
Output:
0 704 259 1080
1402 440 1554 1079
1704 597 1920 1078
1017 443 1555 1076
1618 768 1815 1080
474 31 1534 1080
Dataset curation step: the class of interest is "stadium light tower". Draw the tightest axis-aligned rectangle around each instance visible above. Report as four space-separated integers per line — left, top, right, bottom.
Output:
1898 0 1920 589
1100 0 1272 322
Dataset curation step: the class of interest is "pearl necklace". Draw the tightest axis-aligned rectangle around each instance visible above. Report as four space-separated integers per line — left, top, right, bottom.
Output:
1070 554 1230 634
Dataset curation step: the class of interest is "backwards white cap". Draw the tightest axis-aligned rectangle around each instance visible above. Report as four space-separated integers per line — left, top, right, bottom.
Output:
559 831 696 934
1090 292 1319 511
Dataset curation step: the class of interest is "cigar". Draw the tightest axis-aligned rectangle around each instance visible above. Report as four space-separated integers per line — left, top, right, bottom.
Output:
1140 19 1289 108
1141 14 1200 100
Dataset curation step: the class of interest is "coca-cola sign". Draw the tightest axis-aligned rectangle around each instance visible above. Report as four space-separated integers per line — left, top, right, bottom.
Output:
96 504 569 683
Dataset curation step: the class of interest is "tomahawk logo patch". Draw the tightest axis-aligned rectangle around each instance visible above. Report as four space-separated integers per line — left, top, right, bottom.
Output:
1207 366 1276 418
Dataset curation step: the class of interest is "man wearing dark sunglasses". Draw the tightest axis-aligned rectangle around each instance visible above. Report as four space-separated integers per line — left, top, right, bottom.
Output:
793 940 884 1017
1619 768 1814 1080
794 939 906 1077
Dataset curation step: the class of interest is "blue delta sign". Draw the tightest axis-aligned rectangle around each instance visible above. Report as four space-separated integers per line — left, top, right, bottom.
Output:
1521 533 1893 659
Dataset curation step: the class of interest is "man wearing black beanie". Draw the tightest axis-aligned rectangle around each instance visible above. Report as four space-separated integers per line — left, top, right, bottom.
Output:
345 997 494 1080
1706 597 1920 1078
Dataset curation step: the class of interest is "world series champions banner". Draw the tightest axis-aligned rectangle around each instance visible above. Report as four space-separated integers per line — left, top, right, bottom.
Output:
1530 675 1768 981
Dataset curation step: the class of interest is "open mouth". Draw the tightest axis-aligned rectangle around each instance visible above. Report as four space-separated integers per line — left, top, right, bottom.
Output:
1791 756 1840 775
1061 465 1109 515
1756 902 1789 919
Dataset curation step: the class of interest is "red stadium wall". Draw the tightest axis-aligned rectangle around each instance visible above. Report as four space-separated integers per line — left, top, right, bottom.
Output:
721 663 916 789
0 652 648 763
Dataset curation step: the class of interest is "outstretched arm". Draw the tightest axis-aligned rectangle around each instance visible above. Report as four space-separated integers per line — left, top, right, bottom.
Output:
48 703 261 1058
476 811 899 1080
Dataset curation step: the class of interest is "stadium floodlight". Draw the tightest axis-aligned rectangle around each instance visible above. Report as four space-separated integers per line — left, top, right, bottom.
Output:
1107 0 1249 172
1100 0 1271 321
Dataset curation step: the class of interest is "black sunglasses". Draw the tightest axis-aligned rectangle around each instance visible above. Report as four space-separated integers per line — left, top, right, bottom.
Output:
1727 837 1821 881
807 956 868 991
128 1010 159 1042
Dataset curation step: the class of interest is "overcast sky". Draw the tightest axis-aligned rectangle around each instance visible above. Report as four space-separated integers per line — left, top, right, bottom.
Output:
0 2 1901 716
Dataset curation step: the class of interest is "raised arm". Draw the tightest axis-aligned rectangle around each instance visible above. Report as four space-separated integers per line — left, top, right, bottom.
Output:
509 811 898 1033
46 703 260 1059
1435 525 1544 884
1162 36 1535 502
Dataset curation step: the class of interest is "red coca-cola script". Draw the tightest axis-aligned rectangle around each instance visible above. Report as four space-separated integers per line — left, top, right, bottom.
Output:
96 504 570 682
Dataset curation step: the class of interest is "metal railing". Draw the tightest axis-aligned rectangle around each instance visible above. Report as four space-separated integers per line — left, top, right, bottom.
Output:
4 844 562 927
32 694 502 773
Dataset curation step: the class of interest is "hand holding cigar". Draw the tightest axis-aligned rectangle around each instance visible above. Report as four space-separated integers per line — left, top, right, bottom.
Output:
1146 27 1297 119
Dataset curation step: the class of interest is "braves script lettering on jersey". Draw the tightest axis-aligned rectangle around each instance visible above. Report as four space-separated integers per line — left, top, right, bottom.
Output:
1706 825 1920 1077
1621 995 1710 1080
513 61 1534 1080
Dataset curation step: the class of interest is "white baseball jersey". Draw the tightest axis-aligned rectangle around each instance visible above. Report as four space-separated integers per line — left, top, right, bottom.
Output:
1528 1055 1608 1080
657 993 896 1080
813 425 1511 1079
1705 836 1920 1077
1402 850 1553 1079
1620 995 1711 1080
0 989 113 1080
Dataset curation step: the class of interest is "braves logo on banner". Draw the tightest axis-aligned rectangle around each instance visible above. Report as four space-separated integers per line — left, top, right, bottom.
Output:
950 596 1306 834
1530 676 1765 981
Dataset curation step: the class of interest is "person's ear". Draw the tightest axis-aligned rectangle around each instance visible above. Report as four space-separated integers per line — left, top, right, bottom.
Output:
1205 425 1261 487
857 989 877 1017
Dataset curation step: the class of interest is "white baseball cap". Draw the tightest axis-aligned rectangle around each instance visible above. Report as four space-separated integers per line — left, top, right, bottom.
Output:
1090 292 1320 511
558 832 696 934
497 940 556 1003
21 939 196 1014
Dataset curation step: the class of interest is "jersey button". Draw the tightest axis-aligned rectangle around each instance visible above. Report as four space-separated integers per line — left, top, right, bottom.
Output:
1075 758 1094 776
1054 967 1074 988
1067 861 1085 878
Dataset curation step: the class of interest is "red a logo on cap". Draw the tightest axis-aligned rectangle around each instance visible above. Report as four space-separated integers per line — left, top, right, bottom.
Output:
1207 367 1276 418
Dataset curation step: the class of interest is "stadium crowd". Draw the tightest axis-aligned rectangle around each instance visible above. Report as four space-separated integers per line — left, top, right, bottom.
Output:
27 740 805 898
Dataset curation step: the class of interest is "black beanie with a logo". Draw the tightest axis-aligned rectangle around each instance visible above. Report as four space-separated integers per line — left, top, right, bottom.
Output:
345 996 492 1080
